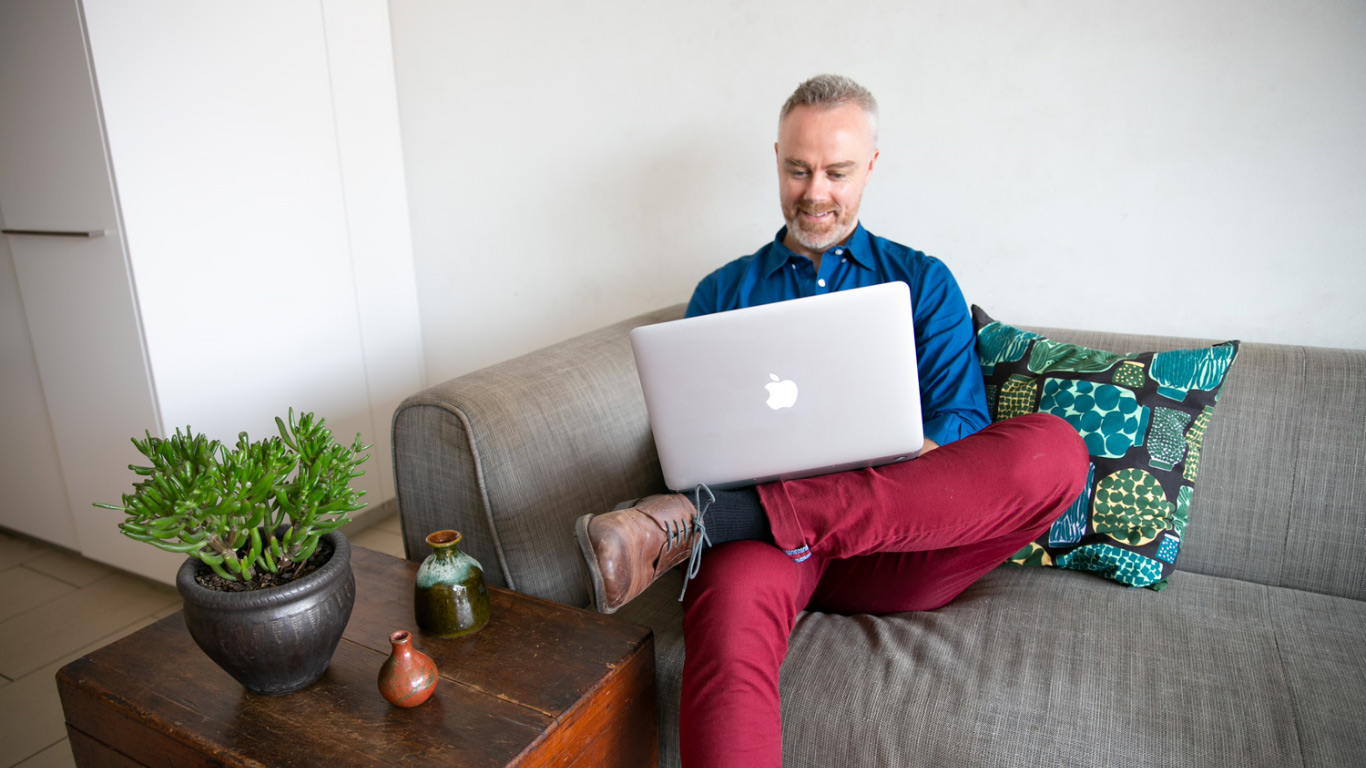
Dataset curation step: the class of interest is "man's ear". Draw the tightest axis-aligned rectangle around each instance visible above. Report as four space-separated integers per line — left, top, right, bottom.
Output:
868 149 880 173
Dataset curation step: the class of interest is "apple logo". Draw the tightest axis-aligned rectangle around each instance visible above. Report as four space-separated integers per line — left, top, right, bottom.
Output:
765 374 799 410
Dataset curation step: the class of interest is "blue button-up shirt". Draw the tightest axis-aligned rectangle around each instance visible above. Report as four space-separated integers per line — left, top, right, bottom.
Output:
686 224 989 446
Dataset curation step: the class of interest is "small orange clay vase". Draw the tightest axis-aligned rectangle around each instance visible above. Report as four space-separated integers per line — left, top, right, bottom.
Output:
377 630 438 708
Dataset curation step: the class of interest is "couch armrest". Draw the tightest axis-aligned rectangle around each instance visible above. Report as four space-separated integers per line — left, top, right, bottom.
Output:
392 305 685 606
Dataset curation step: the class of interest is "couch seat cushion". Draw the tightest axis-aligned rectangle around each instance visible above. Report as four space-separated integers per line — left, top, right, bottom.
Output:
619 567 1366 768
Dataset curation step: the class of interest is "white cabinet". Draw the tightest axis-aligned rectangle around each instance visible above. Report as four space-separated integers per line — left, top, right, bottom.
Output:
0 0 423 583
0 242 76 549
0 0 159 564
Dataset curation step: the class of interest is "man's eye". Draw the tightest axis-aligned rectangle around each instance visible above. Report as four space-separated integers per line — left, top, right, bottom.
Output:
828 173 845 181
789 170 809 179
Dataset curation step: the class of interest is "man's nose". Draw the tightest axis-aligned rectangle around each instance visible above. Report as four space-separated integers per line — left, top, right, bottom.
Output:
804 174 831 200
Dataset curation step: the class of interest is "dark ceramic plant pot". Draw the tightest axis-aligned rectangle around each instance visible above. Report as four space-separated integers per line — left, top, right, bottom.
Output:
176 531 355 696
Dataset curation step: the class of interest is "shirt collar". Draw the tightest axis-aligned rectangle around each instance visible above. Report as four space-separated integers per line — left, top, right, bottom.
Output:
764 223 875 277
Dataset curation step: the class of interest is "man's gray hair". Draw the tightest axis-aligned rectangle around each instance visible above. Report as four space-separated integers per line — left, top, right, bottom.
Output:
779 74 879 139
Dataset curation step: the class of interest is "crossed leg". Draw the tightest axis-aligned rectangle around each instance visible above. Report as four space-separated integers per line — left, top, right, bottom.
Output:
678 413 1088 768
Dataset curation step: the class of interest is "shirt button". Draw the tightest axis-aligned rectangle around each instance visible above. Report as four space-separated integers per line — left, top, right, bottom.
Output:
834 249 844 256
817 279 827 288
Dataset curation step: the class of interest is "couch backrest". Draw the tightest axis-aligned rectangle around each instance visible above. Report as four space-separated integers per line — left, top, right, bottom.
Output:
1032 328 1366 600
393 309 1366 606
392 306 684 606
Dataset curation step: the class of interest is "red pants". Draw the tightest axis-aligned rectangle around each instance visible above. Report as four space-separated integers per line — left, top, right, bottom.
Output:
678 413 1089 768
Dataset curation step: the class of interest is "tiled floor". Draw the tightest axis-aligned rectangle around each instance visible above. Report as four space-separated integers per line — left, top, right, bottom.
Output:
0 514 407 768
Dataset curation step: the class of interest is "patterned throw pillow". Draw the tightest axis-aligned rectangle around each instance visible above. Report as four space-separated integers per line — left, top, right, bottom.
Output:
972 306 1239 590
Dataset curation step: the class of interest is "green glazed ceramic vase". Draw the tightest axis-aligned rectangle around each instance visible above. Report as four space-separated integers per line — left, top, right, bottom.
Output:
414 530 490 637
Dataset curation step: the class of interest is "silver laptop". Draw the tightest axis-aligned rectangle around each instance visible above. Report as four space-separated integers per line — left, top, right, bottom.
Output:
630 281 924 491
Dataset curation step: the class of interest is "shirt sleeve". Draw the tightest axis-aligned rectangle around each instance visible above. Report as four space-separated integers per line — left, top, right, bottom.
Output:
911 260 990 445
685 270 722 318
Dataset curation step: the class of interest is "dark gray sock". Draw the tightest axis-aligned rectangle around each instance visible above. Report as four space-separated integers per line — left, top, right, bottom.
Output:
681 486 772 545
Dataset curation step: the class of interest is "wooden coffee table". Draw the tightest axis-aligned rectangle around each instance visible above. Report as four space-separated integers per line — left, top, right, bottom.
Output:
56 546 658 767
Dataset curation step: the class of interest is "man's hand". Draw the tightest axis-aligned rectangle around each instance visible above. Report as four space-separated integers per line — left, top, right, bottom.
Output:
920 438 940 456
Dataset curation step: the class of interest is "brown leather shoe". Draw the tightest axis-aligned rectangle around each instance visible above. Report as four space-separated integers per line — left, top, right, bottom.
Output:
575 493 703 614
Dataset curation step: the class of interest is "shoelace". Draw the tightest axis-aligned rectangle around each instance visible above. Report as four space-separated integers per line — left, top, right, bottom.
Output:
678 483 715 602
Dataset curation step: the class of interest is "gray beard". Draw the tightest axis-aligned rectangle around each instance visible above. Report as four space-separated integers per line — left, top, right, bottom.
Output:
786 217 849 255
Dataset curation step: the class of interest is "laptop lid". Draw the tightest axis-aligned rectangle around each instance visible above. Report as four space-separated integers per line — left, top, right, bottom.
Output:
630 281 924 492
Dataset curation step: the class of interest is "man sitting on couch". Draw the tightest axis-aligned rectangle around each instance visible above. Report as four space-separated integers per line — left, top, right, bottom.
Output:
575 74 1089 768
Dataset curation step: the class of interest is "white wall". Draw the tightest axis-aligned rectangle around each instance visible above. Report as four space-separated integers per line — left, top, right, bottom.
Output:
79 0 422 506
390 0 1366 386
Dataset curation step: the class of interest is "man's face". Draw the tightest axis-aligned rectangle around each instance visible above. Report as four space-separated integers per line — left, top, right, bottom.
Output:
776 103 879 260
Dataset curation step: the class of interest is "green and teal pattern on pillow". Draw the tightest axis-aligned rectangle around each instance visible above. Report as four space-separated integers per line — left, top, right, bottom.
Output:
971 306 1239 591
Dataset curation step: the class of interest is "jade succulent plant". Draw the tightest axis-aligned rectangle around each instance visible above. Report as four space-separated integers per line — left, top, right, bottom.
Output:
96 410 370 584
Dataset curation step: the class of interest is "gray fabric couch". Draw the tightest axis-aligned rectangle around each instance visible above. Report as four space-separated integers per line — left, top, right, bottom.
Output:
392 305 1366 767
